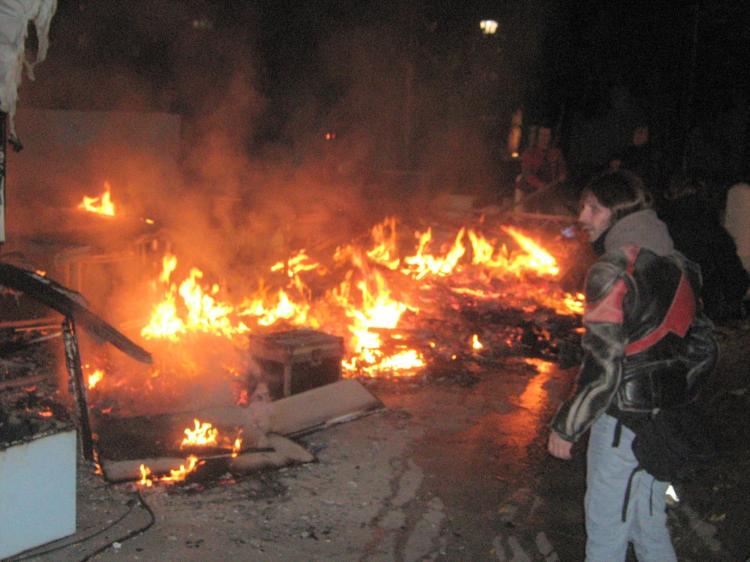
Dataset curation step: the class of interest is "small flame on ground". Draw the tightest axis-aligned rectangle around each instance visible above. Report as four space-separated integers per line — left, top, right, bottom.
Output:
161 456 201 482
138 456 202 486
231 433 243 458
139 464 154 487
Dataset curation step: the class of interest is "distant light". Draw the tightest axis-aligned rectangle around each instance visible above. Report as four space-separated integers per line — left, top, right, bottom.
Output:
480 20 498 35
192 18 214 30
324 132 337 141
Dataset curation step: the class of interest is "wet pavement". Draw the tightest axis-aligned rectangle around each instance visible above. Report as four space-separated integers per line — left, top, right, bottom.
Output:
8 324 750 561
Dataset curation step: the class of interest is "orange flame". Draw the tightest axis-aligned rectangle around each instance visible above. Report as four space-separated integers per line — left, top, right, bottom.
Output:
334 261 424 377
231 433 243 458
471 334 484 350
141 254 250 341
139 464 154 487
181 419 219 448
160 455 201 482
238 287 312 328
87 369 104 390
500 226 559 277
401 227 467 280
78 181 116 216
271 249 321 278
366 217 401 270
138 456 202 487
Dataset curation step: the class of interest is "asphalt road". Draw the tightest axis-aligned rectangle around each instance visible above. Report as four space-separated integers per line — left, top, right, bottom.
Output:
9 324 750 562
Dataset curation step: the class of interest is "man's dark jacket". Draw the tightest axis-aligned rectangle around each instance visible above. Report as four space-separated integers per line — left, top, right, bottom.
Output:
551 209 718 442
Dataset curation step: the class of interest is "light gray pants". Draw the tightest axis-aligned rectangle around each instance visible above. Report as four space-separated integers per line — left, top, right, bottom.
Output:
585 414 677 562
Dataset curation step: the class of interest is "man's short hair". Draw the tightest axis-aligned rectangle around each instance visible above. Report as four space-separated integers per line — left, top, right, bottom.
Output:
581 170 652 220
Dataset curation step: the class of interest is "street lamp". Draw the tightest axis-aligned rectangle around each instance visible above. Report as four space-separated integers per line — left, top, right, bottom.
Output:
479 19 498 35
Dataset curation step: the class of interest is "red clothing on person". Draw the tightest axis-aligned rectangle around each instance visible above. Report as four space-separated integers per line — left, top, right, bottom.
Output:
518 146 567 193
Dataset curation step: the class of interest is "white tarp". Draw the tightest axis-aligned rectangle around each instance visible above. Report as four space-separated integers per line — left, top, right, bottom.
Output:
0 0 56 140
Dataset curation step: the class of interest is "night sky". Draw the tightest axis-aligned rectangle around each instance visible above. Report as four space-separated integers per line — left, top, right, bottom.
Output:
22 0 750 187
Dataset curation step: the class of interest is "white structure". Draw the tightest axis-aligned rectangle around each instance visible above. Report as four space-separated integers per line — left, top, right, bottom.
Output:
0 430 77 558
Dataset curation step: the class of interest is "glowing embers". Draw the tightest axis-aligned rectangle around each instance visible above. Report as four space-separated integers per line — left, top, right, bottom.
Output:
78 181 116 216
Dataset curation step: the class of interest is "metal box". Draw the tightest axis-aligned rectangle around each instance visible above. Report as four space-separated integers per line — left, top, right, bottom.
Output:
248 329 344 400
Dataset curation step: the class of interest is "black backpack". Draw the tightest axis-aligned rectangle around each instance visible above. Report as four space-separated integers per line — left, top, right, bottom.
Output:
629 402 716 483
615 402 716 521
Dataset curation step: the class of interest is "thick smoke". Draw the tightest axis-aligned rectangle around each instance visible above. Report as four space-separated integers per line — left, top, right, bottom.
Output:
3 1 551 414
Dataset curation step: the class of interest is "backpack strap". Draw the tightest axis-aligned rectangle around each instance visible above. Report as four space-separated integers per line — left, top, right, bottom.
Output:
649 478 655 516
622 466 643 522
611 418 623 448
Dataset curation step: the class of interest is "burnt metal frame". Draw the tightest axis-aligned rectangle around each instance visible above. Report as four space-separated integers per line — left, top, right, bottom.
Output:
0 263 152 462
61 315 94 461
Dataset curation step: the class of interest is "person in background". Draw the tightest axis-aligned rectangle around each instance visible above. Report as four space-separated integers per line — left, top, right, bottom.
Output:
661 171 749 323
547 170 717 562
621 125 657 200
515 125 567 212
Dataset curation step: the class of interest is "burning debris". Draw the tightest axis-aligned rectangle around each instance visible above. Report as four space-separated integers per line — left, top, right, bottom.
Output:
94 379 381 484
131 215 583 382
2 210 585 487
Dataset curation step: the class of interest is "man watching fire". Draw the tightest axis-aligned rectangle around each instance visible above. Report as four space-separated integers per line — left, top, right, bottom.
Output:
546 170 717 561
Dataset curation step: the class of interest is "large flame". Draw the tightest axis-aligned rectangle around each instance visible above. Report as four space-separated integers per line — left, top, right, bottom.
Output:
136 217 581 379
141 254 249 341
